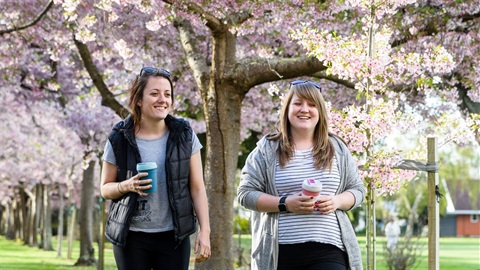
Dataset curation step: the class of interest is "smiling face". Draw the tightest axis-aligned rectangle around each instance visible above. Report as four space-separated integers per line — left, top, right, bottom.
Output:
287 93 320 135
138 76 172 122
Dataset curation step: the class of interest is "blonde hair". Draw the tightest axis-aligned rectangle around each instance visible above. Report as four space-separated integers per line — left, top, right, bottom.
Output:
267 82 335 170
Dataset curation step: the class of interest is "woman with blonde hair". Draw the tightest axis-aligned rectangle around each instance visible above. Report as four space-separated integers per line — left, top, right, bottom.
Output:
238 80 366 270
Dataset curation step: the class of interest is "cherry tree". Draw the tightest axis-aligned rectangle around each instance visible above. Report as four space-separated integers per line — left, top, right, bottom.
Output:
1 0 479 269
1 13 116 265
0 85 84 247
291 0 479 268
62 95 120 265
14 2 328 269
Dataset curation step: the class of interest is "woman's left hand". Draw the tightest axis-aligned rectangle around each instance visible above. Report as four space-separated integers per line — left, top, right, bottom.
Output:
314 195 339 214
194 230 211 263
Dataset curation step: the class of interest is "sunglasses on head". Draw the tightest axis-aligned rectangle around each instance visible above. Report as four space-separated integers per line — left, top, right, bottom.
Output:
291 80 322 91
139 67 171 78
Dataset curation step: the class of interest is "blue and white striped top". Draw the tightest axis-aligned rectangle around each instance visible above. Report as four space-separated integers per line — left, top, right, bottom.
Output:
276 148 345 251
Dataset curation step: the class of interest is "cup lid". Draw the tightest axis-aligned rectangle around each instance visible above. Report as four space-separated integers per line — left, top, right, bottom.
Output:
136 162 157 171
302 178 322 191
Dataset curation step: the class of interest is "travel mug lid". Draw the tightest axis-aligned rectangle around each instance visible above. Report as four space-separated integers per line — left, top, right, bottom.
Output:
136 162 157 171
302 178 322 191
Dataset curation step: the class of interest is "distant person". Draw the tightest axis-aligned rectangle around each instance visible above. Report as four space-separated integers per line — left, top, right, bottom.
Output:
100 67 210 270
385 217 401 251
237 80 366 270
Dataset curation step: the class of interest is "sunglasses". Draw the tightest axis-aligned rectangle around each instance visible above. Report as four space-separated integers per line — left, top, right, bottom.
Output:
139 67 171 78
291 80 322 91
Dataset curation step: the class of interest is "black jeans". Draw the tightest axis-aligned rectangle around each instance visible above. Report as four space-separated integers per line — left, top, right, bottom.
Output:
113 230 190 270
278 242 348 270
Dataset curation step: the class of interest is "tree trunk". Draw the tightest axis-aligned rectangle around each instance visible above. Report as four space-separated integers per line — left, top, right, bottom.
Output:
13 198 21 239
57 184 65 258
25 187 37 247
19 188 27 241
67 205 76 260
75 159 97 266
97 155 106 270
194 29 242 270
34 184 43 247
0 205 5 235
405 193 422 238
42 183 53 251
5 202 15 240
97 197 106 270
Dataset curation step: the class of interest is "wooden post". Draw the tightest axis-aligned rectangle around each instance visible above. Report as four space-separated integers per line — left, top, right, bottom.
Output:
427 137 439 269
366 183 372 270
67 206 76 260
97 197 106 270
365 181 377 270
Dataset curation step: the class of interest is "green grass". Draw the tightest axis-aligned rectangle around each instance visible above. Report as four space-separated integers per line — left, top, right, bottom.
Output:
0 236 117 270
1 235 479 269
0 235 206 270
232 235 480 270
356 236 480 269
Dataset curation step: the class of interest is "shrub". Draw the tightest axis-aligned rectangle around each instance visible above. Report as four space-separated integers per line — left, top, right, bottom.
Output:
383 236 424 270
233 214 250 234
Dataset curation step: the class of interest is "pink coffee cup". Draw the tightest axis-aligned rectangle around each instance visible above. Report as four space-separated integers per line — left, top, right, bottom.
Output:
302 178 322 201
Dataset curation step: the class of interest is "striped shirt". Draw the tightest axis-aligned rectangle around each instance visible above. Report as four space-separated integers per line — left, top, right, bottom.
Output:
276 148 345 251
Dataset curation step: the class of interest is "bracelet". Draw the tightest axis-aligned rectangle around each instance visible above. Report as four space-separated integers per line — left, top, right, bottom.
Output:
117 182 126 195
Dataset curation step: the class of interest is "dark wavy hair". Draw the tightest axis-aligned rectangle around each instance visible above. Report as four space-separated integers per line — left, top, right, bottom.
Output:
127 70 174 128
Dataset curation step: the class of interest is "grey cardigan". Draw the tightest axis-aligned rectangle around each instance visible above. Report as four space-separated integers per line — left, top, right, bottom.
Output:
237 135 366 270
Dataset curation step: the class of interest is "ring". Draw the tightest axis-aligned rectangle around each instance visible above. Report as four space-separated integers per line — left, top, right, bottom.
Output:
301 203 304 207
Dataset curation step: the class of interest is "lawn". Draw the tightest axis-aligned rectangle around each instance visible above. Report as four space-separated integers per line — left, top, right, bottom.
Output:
0 237 117 270
0 235 478 269
356 236 480 269
232 235 480 269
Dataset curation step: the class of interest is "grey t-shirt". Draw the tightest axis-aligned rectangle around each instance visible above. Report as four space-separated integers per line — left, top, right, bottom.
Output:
102 130 202 232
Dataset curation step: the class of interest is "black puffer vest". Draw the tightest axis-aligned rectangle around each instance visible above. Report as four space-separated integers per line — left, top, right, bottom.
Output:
104 114 196 247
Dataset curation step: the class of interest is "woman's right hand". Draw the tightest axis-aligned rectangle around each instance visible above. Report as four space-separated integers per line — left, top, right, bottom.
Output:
287 193 315 213
121 172 152 196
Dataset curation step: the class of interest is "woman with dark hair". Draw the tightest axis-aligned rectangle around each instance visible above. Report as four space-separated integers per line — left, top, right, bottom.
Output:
237 80 365 270
100 67 210 270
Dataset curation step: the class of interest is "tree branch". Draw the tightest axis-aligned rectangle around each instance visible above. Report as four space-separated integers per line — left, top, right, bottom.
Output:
391 5 480 47
73 38 129 118
457 82 480 114
173 16 209 91
166 1 252 33
310 72 356 89
234 56 328 91
164 0 223 32
386 76 480 115
227 9 253 26
0 0 53 36
461 11 480 22
378 79 480 117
